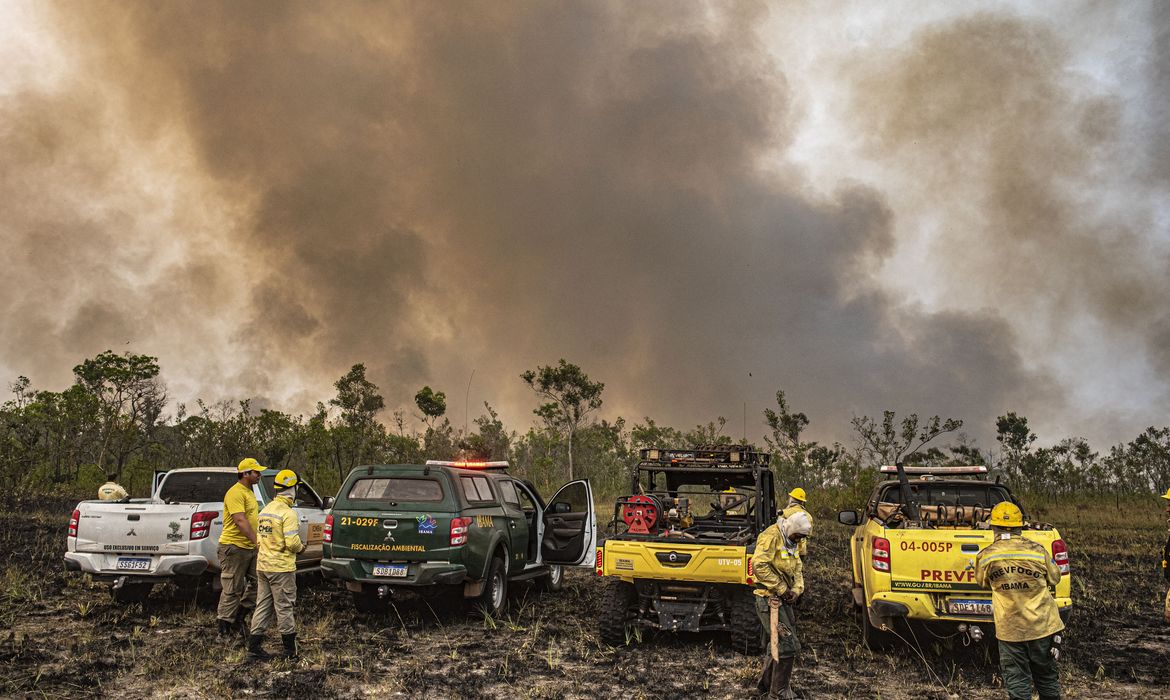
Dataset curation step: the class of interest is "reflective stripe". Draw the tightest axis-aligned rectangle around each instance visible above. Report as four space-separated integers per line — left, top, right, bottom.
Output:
981 552 1047 563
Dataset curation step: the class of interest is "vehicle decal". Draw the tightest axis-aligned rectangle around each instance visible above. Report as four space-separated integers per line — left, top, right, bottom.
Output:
615 558 634 570
307 523 324 544
102 544 160 552
919 569 976 583
166 521 183 541
475 515 494 528
891 578 981 591
339 516 379 527
350 543 425 552
416 515 438 534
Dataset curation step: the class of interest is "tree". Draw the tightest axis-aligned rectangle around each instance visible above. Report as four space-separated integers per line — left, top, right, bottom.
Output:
995 412 1037 483
328 364 386 484
851 410 963 467
72 350 167 480
414 386 447 430
520 359 604 481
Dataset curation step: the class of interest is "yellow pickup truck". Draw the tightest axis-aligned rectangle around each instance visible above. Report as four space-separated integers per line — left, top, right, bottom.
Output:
838 465 1071 650
596 447 778 653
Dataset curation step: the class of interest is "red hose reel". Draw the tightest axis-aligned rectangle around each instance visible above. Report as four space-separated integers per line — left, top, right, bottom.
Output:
621 494 661 534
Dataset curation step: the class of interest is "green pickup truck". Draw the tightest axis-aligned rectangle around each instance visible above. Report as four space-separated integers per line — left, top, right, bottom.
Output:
322 460 597 616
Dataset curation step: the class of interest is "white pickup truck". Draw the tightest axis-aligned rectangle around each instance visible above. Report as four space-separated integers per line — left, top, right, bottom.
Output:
65 467 333 603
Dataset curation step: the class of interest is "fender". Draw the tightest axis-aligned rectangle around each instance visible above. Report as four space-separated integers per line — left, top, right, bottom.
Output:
471 532 509 580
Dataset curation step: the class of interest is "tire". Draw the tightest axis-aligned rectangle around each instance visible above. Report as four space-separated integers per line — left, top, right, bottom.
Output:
861 606 897 651
537 564 564 593
110 581 153 605
728 588 766 655
599 578 638 647
472 556 508 618
352 585 388 614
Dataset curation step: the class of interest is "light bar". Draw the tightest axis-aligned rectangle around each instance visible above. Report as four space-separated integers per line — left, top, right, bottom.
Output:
425 460 510 469
879 465 988 475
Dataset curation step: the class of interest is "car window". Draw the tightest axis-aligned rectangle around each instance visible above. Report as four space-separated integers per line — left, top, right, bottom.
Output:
551 481 589 513
516 483 538 513
460 476 495 503
158 471 238 503
498 480 520 507
261 474 322 508
348 477 444 502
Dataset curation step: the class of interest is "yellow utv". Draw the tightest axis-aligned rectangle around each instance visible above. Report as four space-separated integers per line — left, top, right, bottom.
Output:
838 464 1071 650
596 446 778 654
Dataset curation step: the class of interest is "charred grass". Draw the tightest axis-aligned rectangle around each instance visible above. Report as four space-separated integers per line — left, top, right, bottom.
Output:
0 503 1166 698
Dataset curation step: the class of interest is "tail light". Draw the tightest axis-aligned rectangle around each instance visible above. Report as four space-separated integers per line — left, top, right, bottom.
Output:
324 514 333 543
450 517 472 546
1052 539 1069 576
190 511 218 541
595 547 604 575
68 509 80 538
872 537 891 572
746 555 754 585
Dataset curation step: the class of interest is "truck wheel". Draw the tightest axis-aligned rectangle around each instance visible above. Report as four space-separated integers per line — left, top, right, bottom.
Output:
537 564 564 593
728 589 766 655
861 608 897 651
110 581 153 605
352 586 388 614
472 556 508 618
599 578 638 647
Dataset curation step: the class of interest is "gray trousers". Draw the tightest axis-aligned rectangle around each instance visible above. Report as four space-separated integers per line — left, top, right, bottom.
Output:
216 544 256 622
251 570 297 636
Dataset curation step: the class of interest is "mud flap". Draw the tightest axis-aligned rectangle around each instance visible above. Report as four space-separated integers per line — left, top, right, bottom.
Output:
654 599 707 631
464 580 485 597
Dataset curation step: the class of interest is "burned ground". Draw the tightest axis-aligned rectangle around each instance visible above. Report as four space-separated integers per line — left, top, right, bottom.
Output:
1 504 1166 699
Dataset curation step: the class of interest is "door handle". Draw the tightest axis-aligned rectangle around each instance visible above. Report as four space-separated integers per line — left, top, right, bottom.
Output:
509 522 516 528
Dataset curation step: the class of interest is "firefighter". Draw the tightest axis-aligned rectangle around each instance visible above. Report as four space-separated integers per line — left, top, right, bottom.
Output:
97 473 128 501
752 510 811 700
248 469 305 660
975 502 1063 700
1161 488 1170 623
217 458 262 642
780 488 812 557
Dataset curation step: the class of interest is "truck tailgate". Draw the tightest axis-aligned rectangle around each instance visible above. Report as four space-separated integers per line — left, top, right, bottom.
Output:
75 502 207 555
329 510 458 562
884 529 991 593
603 540 748 584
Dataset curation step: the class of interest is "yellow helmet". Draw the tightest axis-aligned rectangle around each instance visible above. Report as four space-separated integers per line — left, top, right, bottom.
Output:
1160 487 1170 501
788 487 807 503
273 469 299 489
989 502 1024 528
237 457 264 474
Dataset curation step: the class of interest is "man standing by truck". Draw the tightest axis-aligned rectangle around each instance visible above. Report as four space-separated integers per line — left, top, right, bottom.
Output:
248 469 305 660
976 502 1063 700
217 458 263 641
752 510 811 700
1161 488 1170 623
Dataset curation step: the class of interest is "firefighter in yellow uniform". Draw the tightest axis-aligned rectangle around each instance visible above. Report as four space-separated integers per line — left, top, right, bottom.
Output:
1160 488 1170 623
97 473 128 501
780 488 812 558
751 510 811 700
975 502 1063 700
248 469 305 660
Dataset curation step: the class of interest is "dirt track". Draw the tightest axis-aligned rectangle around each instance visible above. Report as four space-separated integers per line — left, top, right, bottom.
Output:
1 505 1167 699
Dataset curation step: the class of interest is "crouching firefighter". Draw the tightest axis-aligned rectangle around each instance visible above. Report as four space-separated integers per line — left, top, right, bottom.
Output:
751 510 812 699
248 469 305 660
975 502 1064 700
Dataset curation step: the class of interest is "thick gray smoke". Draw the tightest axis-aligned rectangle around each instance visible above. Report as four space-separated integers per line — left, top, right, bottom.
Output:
1 2 1163 448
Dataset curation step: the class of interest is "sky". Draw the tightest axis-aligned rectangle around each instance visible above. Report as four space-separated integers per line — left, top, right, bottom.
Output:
0 1 1166 452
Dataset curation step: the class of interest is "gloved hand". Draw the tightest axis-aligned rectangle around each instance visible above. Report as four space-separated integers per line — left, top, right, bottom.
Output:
1050 633 1062 661
781 590 798 604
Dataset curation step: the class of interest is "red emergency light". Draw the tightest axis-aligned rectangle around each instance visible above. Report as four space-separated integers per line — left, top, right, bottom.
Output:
425 460 510 470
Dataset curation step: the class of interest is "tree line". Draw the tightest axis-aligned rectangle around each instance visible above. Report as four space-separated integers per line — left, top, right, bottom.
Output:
2 351 1167 505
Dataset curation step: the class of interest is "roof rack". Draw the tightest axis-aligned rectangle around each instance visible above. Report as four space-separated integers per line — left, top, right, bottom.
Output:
639 447 770 467
425 460 510 471
879 465 987 477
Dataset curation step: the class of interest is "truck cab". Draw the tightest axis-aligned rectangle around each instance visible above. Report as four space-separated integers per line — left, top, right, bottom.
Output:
838 465 1072 649
321 460 596 617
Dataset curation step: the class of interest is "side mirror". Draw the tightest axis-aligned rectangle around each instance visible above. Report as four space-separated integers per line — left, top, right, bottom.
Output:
837 510 859 527
322 496 335 510
552 502 572 514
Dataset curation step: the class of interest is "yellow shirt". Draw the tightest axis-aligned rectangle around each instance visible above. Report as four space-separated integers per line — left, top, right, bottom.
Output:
752 523 803 598
256 495 304 573
219 481 259 549
781 503 812 556
975 535 1064 642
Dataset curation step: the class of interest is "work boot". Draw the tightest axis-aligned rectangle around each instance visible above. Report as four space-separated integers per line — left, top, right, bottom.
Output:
772 656 797 699
246 634 270 660
216 619 232 638
235 607 251 644
281 633 298 660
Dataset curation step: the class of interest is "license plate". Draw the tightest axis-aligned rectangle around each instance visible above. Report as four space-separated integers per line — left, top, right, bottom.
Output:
116 557 151 571
947 599 992 615
372 564 407 578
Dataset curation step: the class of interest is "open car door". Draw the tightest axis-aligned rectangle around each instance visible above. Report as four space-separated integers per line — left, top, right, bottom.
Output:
541 479 596 566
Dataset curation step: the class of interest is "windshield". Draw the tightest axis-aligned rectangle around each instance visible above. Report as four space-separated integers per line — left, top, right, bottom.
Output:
158 471 237 504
